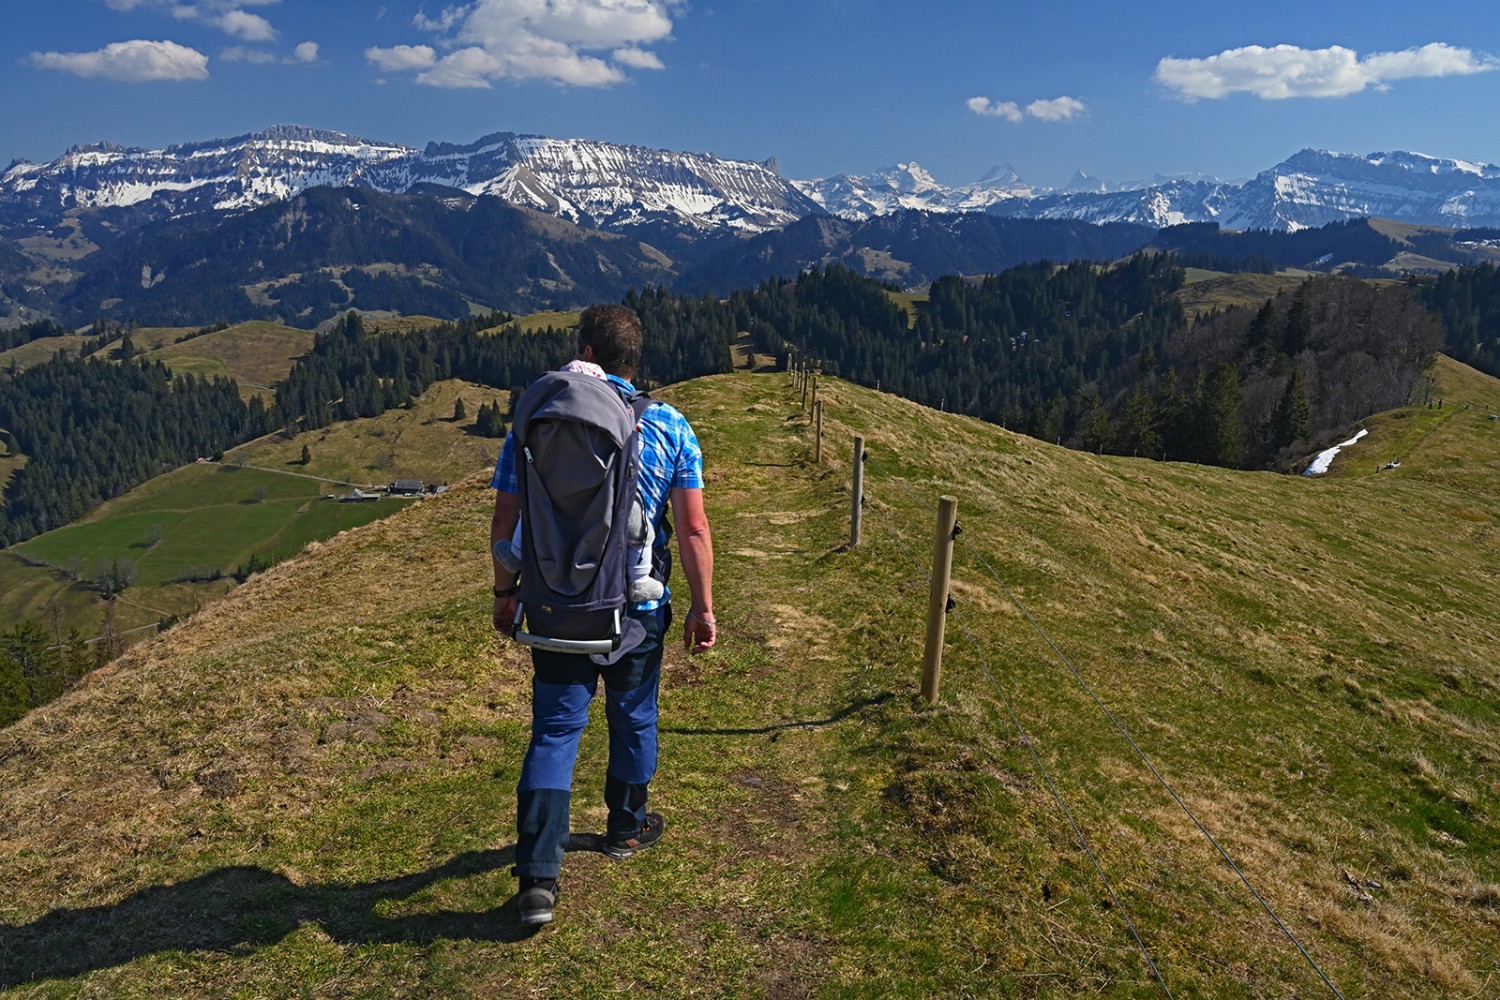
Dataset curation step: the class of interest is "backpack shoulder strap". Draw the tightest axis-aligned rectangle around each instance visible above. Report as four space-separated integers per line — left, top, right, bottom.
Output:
625 388 654 423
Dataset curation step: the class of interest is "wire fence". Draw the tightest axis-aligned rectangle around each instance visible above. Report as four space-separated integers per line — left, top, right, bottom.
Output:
799 365 1344 999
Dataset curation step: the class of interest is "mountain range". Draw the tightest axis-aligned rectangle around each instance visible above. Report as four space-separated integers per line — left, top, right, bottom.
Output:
7 125 1500 325
9 125 1500 237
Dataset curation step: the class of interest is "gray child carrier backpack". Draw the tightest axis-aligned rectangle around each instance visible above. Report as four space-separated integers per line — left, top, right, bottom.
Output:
505 369 661 663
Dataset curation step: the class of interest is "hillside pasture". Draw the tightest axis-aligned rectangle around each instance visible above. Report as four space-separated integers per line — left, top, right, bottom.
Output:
1175 269 1313 318
0 362 1495 997
235 378 509 487
0 333 92 371
146 320 313 395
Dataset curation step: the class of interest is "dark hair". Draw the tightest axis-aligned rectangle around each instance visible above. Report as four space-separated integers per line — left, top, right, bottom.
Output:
576 304 642 378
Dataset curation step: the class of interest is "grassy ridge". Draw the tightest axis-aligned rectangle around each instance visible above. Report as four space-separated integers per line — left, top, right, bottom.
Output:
0 362 1496 997
145 321 313 396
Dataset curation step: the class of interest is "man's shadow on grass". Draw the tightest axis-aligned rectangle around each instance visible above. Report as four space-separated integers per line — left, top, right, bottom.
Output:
664 692 894 737
0 835 601 988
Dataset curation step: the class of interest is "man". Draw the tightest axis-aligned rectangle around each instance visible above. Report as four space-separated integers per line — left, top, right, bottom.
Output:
490 304 716 927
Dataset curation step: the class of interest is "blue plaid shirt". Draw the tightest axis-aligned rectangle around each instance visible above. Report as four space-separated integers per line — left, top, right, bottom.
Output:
492 374 704 610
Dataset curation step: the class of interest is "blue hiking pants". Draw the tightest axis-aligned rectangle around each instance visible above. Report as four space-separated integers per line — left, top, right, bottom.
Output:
514 604 668 879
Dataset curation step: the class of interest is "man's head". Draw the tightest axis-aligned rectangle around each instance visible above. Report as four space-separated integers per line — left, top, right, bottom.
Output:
576 305 642 379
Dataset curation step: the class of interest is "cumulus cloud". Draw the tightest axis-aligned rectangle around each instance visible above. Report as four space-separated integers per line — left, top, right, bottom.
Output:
213 9 277 41
613 46 664 70
968 95 1085 123
418 47 508 88
376 0 680 87
366 44 438 72
1155 42 1497 101
967 97 1022 121
291 41 319 63
1025 96 1086 121
30 38 210 82
103 0 283 39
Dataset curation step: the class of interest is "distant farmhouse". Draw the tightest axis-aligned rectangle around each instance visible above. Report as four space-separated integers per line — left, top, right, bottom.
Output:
339 488 379 503
387 479 425 495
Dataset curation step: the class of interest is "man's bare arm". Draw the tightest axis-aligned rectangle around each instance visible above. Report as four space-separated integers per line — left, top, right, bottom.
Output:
670 485 715 653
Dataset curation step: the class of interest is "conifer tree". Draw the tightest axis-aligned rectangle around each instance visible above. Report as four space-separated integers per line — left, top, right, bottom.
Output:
1201 363 1245 468
1272 368 1311 447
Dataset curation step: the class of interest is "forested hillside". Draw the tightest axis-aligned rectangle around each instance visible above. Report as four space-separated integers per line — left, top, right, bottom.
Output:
730 260 1437 468
57 189 678 327
0 303 736 550
0 356 260 543
1417 262 1500 377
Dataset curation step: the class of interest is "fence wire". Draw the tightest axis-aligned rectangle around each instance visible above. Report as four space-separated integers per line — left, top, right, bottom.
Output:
857 490 1173 996
845 401 1344 1000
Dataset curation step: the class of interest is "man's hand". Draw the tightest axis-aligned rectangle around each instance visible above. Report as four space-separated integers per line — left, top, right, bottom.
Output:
493 594 519 637
684 609 716 654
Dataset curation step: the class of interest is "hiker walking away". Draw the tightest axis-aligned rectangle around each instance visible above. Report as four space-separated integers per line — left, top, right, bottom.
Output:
490 304 716 927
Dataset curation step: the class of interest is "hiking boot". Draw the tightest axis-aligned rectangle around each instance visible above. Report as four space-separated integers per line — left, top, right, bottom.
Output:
517 878 558 926
603 812 665 859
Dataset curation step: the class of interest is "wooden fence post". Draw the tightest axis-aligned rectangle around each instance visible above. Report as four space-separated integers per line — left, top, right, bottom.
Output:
810 377 818 421
801 368 809 412
814 400 824 462
849 435 864 548
921 495 958 703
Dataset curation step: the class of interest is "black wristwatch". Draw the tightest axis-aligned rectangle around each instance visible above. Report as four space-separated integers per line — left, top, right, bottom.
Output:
493 584 519 598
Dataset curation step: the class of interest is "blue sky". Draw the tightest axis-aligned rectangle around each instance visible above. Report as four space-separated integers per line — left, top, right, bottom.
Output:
5 1 1500 189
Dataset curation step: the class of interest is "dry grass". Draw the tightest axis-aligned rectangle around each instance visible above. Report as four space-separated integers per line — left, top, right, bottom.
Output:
1176 270 1313 318
2 365 1498 997
146 321 314 395
231 378 509 487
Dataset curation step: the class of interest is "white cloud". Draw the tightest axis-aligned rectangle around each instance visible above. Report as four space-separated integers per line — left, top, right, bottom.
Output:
613 46 664 70
1025 96 1086 121
1155 42 1497 101
417 47 507 88
382 0 680 87
103 0 284 39
366 44 438 72
414 4 473 32
968 95 1085 123
967 97 1022 122
30 38 210 82
213 9 277 41
291 41 319 63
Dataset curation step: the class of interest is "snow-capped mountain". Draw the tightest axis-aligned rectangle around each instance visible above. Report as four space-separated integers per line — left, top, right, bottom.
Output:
793 161 1033 218
793 149 1500 232
365 131 815 231
0 125 817 235
0 126 414 222
992 149 1500 232
1214 149 1500 231
7 124 1500 240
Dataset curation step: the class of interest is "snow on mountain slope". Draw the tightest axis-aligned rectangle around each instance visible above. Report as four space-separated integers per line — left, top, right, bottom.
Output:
7 125 1500 238
994 149 1500 232
0 126 414 221
1215 149 1500 231
368 131 817 231
0 126 817 235
793 162 1033 218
